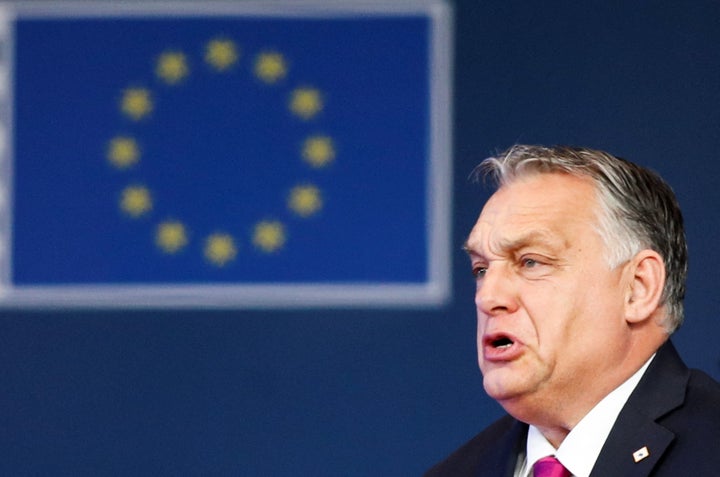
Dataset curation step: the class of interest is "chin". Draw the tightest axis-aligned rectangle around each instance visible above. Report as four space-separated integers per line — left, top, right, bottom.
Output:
482 374 519 402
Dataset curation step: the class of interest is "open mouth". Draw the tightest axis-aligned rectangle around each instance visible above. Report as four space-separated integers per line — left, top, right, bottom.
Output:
491 336 514 349
483 333 521 361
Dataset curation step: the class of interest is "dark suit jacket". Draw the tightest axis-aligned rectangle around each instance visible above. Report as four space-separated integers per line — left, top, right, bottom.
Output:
425 340 720 476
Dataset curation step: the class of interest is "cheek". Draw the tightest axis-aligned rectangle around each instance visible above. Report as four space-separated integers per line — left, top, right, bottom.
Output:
475 314 489 368
475 315 484 347
476 311 486 333
524 288 575 346
539 290 619 360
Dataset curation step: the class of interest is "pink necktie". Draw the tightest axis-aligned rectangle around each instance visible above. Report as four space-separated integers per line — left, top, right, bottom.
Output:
533 456 571 477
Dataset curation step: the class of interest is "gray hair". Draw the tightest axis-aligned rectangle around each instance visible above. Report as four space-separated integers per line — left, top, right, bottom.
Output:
476 145 687 333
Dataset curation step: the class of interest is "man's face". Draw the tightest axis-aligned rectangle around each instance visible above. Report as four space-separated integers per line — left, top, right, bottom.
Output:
465 173 633 421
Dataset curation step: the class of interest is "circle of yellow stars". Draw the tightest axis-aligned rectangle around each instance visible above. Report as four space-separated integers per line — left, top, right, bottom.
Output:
108 37 334 267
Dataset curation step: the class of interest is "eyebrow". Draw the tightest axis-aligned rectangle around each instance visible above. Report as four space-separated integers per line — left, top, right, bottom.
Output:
463 230 563 257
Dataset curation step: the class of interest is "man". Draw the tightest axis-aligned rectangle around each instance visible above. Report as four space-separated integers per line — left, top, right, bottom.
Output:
426 145 720 477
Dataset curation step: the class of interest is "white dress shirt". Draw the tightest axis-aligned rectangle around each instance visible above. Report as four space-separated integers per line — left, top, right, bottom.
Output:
514 355 655 477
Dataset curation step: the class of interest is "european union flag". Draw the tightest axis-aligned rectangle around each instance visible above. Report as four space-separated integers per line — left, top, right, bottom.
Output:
0 1 452 307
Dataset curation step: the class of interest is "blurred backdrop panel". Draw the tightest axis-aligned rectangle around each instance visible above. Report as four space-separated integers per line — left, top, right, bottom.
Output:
1 1 452 307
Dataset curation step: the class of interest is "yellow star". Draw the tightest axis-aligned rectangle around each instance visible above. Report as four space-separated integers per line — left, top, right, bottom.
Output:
205 39 239 71
121 88 153 120
289 87 323 120
288 185 323 217
253 220 286 253
156 51 189 84
107 136 140 169
204 233 237 266
156 220 188 254
254 52 287 84
302 136 335 168
120 185 152 218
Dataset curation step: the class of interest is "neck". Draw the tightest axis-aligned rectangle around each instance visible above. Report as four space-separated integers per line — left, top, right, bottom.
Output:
503 337 665 448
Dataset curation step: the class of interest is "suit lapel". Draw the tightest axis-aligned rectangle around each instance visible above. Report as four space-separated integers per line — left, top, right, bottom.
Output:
589 341 689 477
588 406 675 476
460 416 527 477
478 419 527 477
500 420 527 477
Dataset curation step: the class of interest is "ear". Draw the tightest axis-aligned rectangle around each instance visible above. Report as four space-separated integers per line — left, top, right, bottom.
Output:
624 249 666 324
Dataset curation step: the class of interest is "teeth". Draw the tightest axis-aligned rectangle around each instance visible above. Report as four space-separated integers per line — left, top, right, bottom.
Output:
497 342 512 349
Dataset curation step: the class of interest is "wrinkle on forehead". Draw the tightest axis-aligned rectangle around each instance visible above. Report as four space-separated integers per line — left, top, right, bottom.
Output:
493 230 568 257
465 175 598 259
467 224 569 262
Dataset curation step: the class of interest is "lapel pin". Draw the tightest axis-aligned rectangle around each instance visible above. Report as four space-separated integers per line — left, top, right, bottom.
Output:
633 446 650 463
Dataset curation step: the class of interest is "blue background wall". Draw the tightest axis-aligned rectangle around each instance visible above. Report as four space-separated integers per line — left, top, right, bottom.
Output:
1 1 719 475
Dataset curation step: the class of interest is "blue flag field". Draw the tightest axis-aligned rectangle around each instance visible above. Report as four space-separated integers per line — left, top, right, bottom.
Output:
0 1 452 307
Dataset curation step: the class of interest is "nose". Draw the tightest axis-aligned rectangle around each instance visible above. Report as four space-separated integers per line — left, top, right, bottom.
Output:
475 262 517 316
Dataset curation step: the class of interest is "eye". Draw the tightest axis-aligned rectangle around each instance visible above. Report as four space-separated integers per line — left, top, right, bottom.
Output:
521 257 539 268
472 265 487 278
518 255 553 277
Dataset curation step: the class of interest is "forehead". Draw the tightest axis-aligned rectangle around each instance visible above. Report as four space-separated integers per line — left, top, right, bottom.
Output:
466 173 600 254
